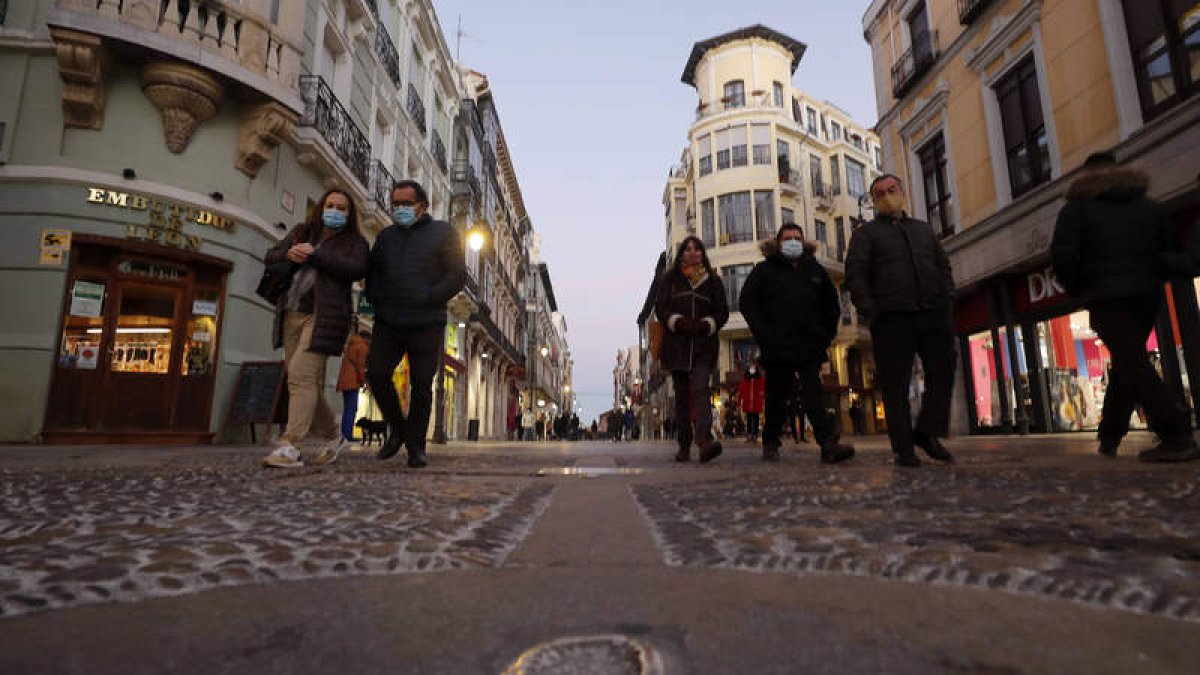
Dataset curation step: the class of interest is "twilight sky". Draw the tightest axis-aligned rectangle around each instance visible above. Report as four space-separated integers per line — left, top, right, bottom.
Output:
429 1 878 424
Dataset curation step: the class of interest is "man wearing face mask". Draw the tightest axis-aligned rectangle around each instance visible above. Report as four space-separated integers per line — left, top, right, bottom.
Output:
364 180 465 468
740 223 855 464
845 174 957 468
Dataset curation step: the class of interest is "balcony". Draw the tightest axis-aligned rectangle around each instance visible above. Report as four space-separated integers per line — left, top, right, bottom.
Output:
431 129 448 174
891 30 940 99
778 168 802 194
298 75 371 187
813 185 835 211
958 0 996 25
48 0 301 102
374 24 401 87
451 159 481 201
407 83 426 135
369 160 394 212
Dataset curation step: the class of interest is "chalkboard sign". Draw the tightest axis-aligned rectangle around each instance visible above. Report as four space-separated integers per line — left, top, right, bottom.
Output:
226 361 286 424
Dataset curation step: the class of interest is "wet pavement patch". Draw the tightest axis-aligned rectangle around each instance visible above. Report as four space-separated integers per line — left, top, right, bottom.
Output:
503 635 663 674
535 467 645 478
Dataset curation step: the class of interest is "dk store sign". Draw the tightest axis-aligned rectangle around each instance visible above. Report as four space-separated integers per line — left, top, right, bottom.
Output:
85 187 238 251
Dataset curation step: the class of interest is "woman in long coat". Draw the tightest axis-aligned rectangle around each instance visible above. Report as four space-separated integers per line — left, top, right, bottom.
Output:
655 236 729 463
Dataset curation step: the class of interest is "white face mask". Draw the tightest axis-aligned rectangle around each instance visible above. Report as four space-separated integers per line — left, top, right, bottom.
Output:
780 239 805 258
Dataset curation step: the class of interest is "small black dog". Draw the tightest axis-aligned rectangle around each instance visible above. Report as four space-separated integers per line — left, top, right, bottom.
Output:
355 417 388 446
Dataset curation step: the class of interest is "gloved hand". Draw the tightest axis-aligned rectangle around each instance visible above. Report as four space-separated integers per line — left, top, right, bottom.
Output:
674 317 700 336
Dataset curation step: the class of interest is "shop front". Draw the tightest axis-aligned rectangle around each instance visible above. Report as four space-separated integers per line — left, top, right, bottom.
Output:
955 259 1199 436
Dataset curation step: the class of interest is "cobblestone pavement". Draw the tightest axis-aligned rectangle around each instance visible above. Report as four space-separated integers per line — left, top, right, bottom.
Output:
632 449 1200 623
0 453 555 618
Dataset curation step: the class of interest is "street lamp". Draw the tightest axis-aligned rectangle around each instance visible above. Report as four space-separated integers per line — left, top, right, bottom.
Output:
467 229 486 252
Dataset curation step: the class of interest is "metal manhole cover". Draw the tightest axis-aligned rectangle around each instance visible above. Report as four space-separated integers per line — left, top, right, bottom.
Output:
503 634 663 674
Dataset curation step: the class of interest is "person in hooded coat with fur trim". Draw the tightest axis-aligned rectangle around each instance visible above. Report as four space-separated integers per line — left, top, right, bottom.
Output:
1051 152 1199 462
740 223 855 464
655 236 729 463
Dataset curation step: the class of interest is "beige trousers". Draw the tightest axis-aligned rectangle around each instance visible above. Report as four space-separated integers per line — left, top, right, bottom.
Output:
280 311 338 445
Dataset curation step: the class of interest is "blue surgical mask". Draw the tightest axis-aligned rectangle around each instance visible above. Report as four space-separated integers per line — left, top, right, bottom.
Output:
322 209 347 229
393 206 417 227
780 239 805 258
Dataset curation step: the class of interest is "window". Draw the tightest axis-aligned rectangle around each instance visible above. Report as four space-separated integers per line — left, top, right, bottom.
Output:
1122 1 1200 120
830 156 841 194
752 124 771 165
814 219 828 243
806 107 818 134
851 134 863 150
698 134 712 176
830 121 842 142
715 128 731 170
919 132 955 238
718 191 753 244
995 56 1051 198
845 158 867 198
701 199 716 248
874 146 883 170
776 140 789 163
773 81 784 107
909 2 934 67
269 0 281 24
754 190 775 240
781 207 795 225
792 97 803 123
810 155 825 195
722 264 755 309
731 125 748 167
835 216 846 262
723 80 745 109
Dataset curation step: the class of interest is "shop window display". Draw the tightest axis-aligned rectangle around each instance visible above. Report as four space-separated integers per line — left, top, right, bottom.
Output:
967 328 1019 429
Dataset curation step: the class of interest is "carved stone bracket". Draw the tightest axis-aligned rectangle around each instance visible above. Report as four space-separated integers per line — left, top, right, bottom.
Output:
236 102 297 178
51 28 108 130
141 61 225 154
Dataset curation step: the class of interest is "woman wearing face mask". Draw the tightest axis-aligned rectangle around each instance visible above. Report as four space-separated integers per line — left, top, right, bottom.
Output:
261 189 370 468
655 236 729 463
738 356 766 442
739 223 855 464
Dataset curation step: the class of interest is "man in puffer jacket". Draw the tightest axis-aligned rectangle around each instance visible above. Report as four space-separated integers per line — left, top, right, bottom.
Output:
1051 152 1198 462
740 223 854 464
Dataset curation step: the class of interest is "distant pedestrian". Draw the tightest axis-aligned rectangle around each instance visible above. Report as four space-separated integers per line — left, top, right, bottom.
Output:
336 328 371 442
623 408 636 441
261 189 370 468
849 398 867 435
1051 152 1198 461
655 236 729 463
364 180 466 468
738 364 764 442
845 175 956 468
740 223 854 464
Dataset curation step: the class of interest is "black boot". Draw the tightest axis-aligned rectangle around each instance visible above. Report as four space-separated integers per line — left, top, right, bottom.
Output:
913 432 954 463
819 435 855 464
407 447 428 468
762 441 781 462
377 431 403 460
698 438 722 463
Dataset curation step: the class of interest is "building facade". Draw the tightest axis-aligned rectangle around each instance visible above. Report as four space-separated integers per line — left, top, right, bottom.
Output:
647 25 886 436
0 0 569 443
863 0 1200 435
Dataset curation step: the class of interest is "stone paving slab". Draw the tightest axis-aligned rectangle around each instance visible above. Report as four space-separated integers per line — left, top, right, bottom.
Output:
0 460 554 618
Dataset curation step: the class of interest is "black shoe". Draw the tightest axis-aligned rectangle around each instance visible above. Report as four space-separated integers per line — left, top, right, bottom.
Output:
820 443 856 464
377 434 403 460
407 448 429 468
1097 438 1120 457
674 446 690 462
762 443 781 462
1138 439 1200 463
894 452 921 468
913 433 954 463
699 441 722 464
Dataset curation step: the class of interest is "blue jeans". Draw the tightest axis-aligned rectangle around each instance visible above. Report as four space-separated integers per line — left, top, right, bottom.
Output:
341 389 359 441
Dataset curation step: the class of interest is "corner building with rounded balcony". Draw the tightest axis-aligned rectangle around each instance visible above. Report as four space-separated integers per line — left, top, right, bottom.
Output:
652 25 886 434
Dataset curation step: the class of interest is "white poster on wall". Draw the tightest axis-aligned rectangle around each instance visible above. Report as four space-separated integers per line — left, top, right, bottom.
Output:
70 281 104 317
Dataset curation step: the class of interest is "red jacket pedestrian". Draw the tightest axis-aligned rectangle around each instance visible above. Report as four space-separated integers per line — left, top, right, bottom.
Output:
738 367 766 414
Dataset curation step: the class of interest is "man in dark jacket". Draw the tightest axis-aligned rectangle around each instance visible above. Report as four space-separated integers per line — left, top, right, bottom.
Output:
364 180 465 468
740 223 854 464
845 175 956 468
1051 152 1198 462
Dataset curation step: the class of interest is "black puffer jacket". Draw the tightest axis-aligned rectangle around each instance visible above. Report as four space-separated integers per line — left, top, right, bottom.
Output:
654 266 729 372
1051 165 1179 302
365 214 466 330
844 213 954 322
267 223 369 356
739 240 839 368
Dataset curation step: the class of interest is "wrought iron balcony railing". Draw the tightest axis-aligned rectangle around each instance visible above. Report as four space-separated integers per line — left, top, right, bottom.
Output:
407 82 426 135
451 160 481 200
957 0 996 25
374 23 400 87
298 75 371 187
369 160 395 212
431 129 448 174
891 30 940 99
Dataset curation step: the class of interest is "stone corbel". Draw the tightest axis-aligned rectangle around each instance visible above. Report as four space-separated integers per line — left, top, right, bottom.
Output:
141 61 225 154
51 28 108 130
236 102 297 178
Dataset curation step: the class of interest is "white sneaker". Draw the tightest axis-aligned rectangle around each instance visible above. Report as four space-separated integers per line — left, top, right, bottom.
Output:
314 437 350 465
262 443 303 468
